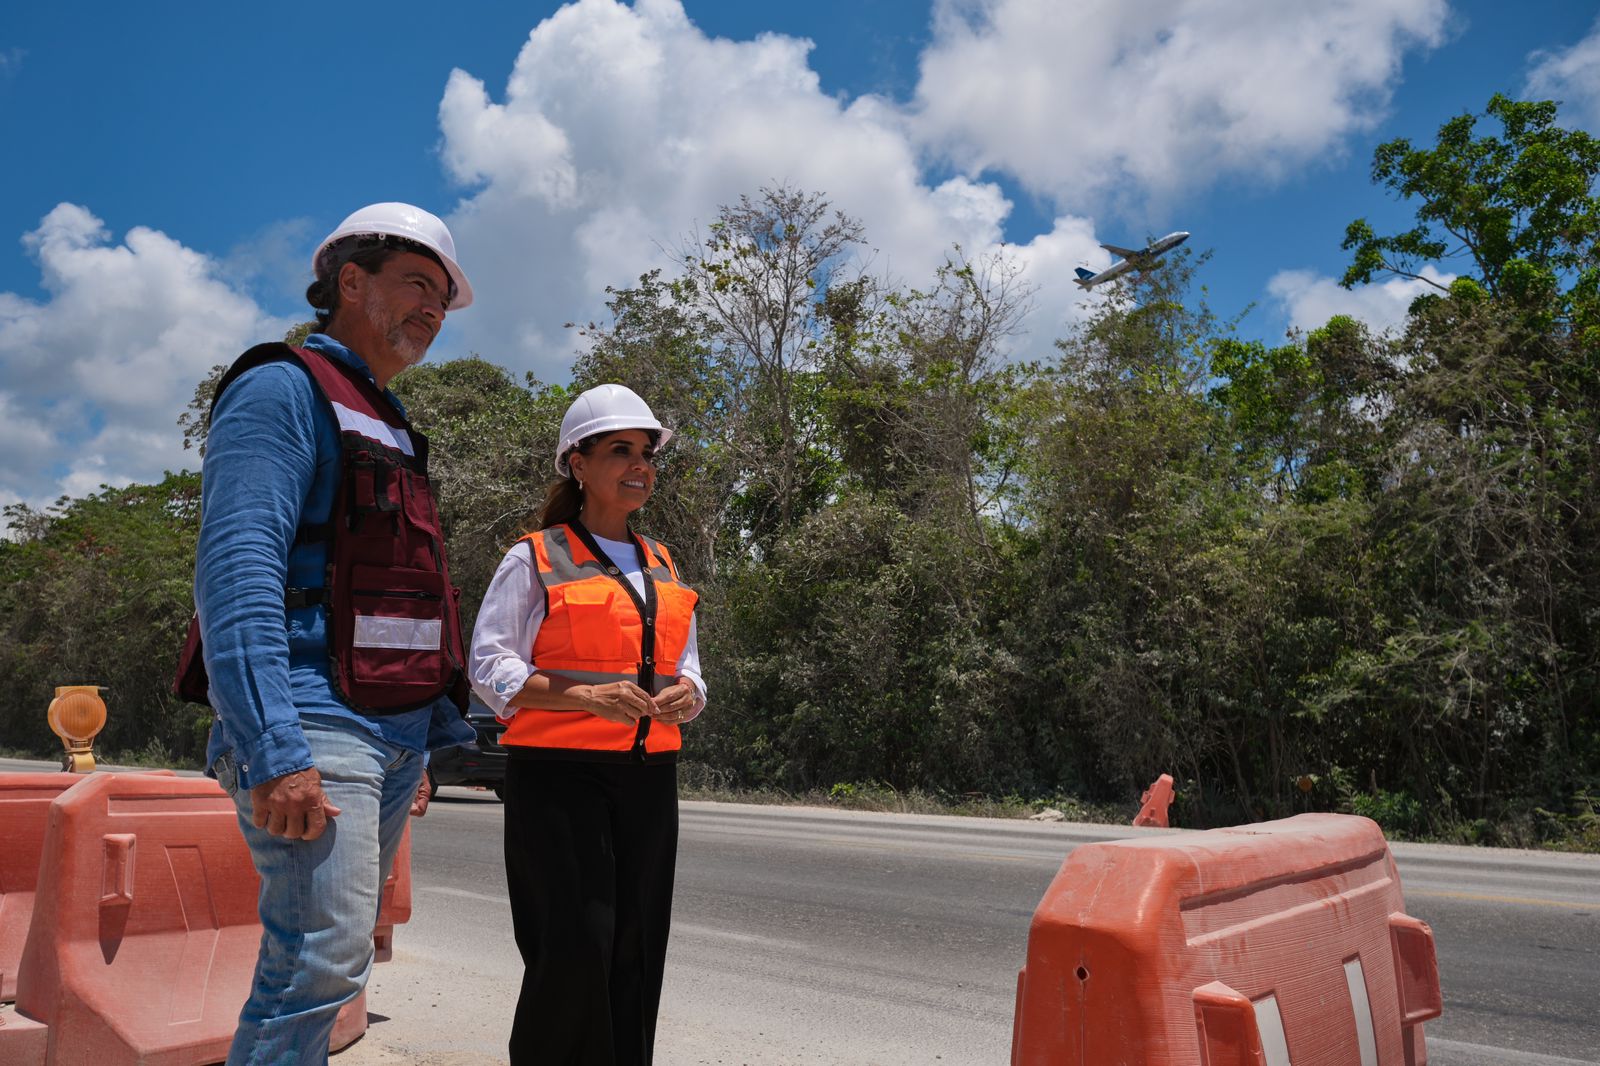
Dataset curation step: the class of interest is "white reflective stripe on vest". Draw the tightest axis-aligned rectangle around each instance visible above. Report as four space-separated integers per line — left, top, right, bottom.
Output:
353 615 441 650
331 400 415 457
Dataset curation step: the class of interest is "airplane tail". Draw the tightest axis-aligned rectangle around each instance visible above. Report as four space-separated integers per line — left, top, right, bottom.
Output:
1074 266 1097 289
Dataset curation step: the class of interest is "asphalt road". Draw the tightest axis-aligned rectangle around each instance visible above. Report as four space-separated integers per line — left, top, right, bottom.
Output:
3 760 1596 1064
352 789 1600 1066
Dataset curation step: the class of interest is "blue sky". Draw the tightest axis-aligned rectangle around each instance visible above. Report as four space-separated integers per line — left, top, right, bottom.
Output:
2 0 1598 512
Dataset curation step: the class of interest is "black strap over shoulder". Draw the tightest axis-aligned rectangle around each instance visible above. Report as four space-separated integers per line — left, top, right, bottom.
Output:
211 343 341 549
210 342 299 420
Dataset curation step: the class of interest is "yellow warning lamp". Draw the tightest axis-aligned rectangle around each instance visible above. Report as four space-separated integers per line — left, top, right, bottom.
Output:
47 685 108 773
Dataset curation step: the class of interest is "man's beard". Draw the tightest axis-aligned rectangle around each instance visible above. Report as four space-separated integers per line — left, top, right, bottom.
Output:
364 286 432 366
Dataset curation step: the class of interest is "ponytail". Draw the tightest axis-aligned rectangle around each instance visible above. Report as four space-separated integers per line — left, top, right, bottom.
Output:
536 476 584 530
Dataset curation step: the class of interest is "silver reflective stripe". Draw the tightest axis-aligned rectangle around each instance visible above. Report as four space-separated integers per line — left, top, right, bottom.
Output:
545 668 677 694
539 526 593 585
331 400 414 457
1344 958 1379 1066
537 527 691 590
546 668 634 687
1252 994 1291 1066
353 615 440 650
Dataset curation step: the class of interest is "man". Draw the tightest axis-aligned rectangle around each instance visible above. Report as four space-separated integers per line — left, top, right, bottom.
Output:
187 202 475 1065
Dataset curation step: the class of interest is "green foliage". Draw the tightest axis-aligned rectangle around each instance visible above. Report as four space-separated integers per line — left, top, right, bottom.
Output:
1344 787 1428 841
1341 94 1600 314
389 357 570 622
0 474 208 760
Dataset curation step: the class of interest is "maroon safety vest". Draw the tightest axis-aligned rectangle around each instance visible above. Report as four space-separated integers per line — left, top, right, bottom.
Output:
174 343 468 715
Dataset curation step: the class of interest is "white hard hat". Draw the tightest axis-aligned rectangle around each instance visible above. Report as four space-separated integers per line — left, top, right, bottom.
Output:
556 384 673 476
312 202 474 310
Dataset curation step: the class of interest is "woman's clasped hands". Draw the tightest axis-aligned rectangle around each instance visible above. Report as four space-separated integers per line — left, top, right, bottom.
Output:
581 677 702 725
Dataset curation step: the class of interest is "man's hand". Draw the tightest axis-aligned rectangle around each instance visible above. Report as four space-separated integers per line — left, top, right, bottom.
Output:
250 768 341 841
411 772 432 817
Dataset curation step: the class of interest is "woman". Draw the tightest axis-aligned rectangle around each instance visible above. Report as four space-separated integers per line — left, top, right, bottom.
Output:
470 383 706 1066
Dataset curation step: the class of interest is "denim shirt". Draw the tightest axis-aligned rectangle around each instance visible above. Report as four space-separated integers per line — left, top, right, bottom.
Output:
197 333 473 790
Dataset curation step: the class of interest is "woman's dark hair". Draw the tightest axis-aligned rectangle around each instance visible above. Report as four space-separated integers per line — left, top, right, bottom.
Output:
533 428 662 531
535 476 584 531
304 236 452 331
536 436 599 531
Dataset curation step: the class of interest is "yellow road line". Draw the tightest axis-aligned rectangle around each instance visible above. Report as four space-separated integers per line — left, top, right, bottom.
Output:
1409 888 1595 910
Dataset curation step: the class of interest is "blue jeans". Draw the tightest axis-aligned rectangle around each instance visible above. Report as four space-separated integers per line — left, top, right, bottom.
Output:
214 716 423 1066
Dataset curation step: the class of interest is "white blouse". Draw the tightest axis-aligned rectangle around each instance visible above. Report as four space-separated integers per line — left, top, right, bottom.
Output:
468 533 707 722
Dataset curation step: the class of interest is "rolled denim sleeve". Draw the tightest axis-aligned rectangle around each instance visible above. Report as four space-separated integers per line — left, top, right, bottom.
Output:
195 362 320 789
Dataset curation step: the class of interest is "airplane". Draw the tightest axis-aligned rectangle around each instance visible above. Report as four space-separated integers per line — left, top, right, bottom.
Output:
1073 231 1190 289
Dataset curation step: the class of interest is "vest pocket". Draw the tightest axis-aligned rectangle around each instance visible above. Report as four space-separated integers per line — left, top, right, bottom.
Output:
350 456 403 523
558 582 626 662
400 471 443 539
346 564 449 689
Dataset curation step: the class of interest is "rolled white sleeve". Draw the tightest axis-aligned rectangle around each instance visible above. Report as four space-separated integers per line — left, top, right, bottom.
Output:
469 542 544 720
678 613 707 718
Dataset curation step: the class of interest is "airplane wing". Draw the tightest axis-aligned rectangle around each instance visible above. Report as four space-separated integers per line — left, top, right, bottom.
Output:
1100 243 1140 258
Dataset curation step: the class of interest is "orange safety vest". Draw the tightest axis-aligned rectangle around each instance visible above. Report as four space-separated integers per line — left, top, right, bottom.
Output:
501 522 699 759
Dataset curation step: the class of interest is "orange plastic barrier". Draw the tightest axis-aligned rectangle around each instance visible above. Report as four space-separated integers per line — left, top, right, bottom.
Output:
1011 813 1441 1066
0 771 408 1065
375 823 413 962
1133 773 1175 828
1 772 177 1004
0 774 84 1004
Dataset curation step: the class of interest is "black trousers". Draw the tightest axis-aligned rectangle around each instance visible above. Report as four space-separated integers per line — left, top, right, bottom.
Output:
503 756 679 1066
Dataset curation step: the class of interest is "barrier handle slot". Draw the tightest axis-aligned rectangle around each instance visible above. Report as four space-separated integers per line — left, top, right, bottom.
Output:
1193 981 1268 1066
1389 913 1443 1025
100 832 136 906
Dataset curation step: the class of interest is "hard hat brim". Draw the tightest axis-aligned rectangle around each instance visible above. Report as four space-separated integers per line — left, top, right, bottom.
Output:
312 206 474 310
555 420 674 477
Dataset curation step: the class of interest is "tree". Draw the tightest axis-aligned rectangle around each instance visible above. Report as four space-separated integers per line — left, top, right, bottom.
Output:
1208 315 1393 501
569 270 738 583
1327 95 1600 831
677 185 865 548
388 359 569 624
1341 94 1600 313
824 252 1032 550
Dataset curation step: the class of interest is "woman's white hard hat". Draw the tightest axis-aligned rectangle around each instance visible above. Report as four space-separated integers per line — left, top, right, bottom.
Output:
556 384 673 476
312 202 474 310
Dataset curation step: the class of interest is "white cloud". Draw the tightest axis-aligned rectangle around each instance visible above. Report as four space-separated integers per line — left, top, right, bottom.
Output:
1267 265 1455 335
1526 17 1600 131
0 204 293 508
436 0 1101 381
0 392 53 463
910 0 1449 205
